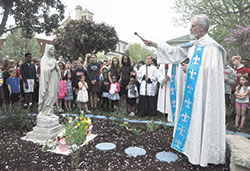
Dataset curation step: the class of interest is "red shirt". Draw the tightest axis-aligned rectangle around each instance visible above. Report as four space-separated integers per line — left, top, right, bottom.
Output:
232 65 250 91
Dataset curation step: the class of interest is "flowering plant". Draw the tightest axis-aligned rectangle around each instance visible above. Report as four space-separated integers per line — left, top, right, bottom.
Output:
58 113 92 169
61 114 91 147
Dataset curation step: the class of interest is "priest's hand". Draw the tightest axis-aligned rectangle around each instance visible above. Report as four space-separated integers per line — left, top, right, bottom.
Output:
182 63 188 73
144 40 158 48
164 75 170 82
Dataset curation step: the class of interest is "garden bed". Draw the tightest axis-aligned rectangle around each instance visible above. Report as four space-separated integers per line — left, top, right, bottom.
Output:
0 115 230 170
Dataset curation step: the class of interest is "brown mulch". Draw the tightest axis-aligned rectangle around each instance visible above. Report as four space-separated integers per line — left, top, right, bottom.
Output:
0 116 229 171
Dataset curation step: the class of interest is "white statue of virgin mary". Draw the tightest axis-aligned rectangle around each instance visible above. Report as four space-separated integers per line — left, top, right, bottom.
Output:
38 44 61 116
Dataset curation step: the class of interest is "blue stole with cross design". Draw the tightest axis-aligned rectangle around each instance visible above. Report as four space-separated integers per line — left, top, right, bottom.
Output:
170 65 176 122
171 46 205 152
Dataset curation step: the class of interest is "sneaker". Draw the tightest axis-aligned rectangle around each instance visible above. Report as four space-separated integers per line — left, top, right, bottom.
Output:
28 104 33 109
129 112 135 116
23 104 28 109
86 110 92 114
59 108 64 112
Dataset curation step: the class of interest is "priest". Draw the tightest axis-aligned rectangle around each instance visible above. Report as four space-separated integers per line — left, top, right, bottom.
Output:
144 14 226 167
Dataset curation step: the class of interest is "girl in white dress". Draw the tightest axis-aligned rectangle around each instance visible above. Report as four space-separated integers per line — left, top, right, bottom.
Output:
77 75 91 113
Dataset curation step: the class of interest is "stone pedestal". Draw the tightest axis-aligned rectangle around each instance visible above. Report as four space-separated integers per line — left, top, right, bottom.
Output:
226 134 250 171
22 114 62 145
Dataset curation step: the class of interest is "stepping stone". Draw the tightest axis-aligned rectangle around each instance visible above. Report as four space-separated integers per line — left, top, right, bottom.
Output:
125 146 146 157
156 151 179 162
95 142 116 151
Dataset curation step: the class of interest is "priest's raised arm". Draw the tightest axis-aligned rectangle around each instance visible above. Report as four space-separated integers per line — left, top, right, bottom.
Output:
144 40 188 64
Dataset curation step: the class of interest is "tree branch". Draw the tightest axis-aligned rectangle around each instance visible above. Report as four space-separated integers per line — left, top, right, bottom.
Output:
221 0 230 14
232 0 240 9
0 3 11 37
222 5 250 15
207 0 226 24
4 25 22 33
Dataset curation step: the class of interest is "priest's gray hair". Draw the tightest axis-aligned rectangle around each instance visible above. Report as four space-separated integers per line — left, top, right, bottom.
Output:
194 14 210 33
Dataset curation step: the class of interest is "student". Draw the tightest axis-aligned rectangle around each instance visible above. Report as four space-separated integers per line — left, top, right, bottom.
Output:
127 76 139 116
87 54 101 110
224 57 237 112
72 60 88 107
20 53 37 108
64 62 72 77
234 75 249 129
3 60 10 106
109 75 120 111
64 71 73 111
0 62 4 110
6 68 20 104
109 57 121 83
120 55 133 111
101 72 110 111
99 66 109 81
77 75 91 113
57 76 66 112
231 55 250 92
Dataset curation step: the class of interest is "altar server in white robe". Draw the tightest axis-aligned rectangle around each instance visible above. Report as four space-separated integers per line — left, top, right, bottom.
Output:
144 14 226 167
157 64 170 118
137 55 159 117
157 63 185 123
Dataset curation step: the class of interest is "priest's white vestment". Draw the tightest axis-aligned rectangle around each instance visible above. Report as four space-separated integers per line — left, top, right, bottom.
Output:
157 34 226 167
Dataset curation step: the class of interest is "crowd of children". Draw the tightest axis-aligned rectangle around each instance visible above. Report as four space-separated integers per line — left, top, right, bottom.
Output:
224 56 250 129
0 53 249 129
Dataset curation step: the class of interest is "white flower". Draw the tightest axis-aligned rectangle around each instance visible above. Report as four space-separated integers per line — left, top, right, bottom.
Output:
58 129 65 137
69 117 73 123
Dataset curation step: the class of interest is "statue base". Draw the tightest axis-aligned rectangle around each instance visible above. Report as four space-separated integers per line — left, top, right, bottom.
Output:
22 114 62 145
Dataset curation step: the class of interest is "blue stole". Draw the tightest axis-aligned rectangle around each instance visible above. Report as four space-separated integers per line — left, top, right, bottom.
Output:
170 65 176 122
171 46 205 152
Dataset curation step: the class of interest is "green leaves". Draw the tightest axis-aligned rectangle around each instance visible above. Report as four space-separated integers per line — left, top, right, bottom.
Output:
0 0 65 38
1 103 29 129
1 28 41 60
125 43 156 62
146 120 159 133
53 20 119 61
172 0 249 52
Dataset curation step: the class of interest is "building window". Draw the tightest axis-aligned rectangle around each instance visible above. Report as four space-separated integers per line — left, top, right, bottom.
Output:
82 16 87 21
123 45 126 52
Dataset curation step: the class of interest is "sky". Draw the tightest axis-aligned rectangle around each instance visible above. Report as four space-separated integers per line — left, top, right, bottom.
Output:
38 0 190 45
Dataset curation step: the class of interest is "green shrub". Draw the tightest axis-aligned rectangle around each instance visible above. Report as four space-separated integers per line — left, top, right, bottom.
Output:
146 120 159 132
2 104 29 129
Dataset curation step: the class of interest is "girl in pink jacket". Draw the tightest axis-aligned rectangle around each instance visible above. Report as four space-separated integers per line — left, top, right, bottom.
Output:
57 77 66 112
